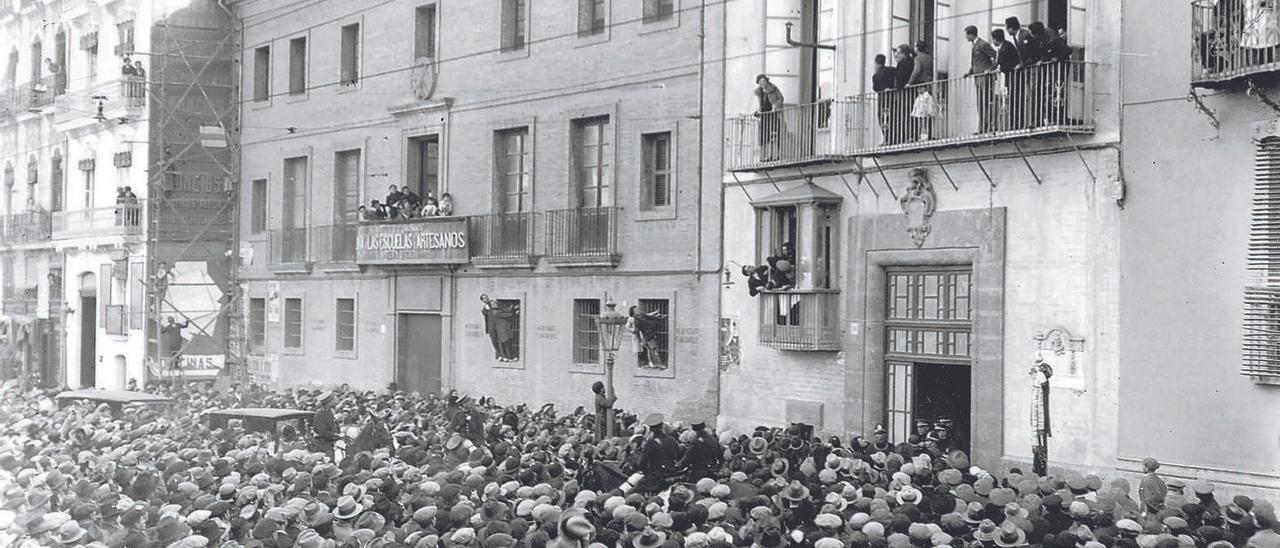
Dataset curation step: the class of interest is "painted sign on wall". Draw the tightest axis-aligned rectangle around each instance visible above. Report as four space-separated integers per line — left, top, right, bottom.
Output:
355 218 469 265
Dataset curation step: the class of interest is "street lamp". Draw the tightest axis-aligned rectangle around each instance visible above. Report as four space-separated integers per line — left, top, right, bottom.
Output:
596 299 628 438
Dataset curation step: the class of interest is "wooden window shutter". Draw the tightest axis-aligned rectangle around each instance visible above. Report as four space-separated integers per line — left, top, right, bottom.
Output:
578 0 594 36
501 0 515 50
1244 138 1280 380
654 134 670 207
99 264 110 324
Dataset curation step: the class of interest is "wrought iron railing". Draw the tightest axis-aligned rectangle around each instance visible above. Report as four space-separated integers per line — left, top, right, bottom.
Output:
726 61 1096 171
758 290 841 351
0 211 52 244
469 212 536 265
52 202 145 239
1193 0 1280 85
545 207 620 265
269 227 309 264
311 224 357 263
105 304 128 335
121 76 146 108
1 287 37 316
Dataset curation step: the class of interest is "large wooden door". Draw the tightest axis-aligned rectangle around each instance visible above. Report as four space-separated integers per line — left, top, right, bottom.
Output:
79 296 96 387
397 314 441 396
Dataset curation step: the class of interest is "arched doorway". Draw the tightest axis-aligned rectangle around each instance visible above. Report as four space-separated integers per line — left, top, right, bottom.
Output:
78 272 97 387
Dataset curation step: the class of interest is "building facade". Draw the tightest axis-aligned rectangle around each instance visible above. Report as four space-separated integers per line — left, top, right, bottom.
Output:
1117 1 1280 497
717 0 1124 476
233 0 725 422
1 0 236 390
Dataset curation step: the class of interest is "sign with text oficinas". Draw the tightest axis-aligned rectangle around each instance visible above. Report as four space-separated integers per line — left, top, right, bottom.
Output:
355 218 469 265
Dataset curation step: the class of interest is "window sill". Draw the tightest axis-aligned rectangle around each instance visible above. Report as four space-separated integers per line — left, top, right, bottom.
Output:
286 91 309 103
334 351 357 360
1247 375 1280 387
635 207 677 222
637 16 679 35
250 98 272 109
569 362 604 375
336 81 362 94
281 346 305 356
497 47 531 62
574 31 610 48
317 261 361 274
634 364 675 379
492 359 525 370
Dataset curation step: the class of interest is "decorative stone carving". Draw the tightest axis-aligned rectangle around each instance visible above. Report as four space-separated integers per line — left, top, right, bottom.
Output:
1033 327 1086 379
411 57 437 101
899 167 936 248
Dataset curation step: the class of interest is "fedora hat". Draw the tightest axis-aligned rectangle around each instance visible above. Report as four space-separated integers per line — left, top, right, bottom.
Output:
333 496 363 521
973 520 999 542
896 486 923 506
57 521 88 545
770 459 790 478
993 521 1027 547
749 437 769 456
632 527 667 548
774 481 810 508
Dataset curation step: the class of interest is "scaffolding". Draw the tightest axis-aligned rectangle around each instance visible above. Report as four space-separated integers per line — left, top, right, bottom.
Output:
141 0 242 385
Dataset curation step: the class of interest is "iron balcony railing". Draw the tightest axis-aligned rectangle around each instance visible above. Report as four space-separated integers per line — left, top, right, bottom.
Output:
1193 0 1280 86
1 287 38 316
21 76 57 111
311 224 357 263
269 227 310 265
545 207 620 266
469 212 537 266
121 76 146 108
105 304 128 336
726 61 1096 171
758 290 841 351
52 201 146 239
0 211 52 244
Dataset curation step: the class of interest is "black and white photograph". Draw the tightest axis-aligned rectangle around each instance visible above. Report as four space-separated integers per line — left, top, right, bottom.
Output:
0 0 1277 547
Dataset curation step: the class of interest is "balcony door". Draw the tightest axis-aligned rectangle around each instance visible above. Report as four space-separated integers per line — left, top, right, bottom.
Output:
407 135 440 201
572 117 611 254
883 266 972 452
78 272 97 388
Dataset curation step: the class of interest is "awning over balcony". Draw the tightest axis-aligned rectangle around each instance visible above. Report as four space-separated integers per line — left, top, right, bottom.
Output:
750 182 843 208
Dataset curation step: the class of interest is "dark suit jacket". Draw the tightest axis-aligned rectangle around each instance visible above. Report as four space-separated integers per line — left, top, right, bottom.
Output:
968 38 997 75
995 42 1020 74
872 66 896 92
894 56 915 89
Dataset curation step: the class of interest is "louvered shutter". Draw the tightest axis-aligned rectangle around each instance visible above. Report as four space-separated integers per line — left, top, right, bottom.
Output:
1244 138 1280 379
653 135 670 207
578 0 594 36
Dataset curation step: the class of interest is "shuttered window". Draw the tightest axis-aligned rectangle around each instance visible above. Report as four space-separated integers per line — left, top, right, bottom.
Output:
643 0 674 23
501 0 528 52
572 298 601 365
578 0 605 36
1244 138 1280 380
642 132 672 209
284 297 303 348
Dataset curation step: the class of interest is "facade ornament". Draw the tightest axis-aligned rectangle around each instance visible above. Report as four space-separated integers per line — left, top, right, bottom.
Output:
1033 327 1086 378
411 57 437 101
899 167 936 248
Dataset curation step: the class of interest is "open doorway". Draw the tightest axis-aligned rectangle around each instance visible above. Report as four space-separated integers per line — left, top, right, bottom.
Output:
78 272 97 387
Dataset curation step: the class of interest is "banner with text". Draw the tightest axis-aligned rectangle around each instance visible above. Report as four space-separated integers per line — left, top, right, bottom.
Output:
356 218 469 265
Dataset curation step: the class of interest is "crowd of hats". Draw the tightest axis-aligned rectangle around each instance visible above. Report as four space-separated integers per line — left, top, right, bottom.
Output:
0 381 1278 548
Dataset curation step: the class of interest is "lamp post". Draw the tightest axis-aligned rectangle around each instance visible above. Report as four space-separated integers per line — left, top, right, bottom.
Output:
595 299 628 438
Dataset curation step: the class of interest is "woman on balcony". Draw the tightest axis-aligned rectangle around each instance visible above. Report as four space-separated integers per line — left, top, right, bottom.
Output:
754 74 785 162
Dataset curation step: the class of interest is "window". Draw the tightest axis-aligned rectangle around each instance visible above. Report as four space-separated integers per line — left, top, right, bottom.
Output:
284 297 303 348
501 0 528 52
282 157 307 229
80 160 95 210
6 50 18 90
889 0 948 81
335 297 355 352
250 178 267 234
30 41 41 83
83 32 98 84
253 45 270 101
635 299 670 369
26 156 37 205
250 297 266 349
572 116 611 207
415 4 438 59
340 23 360 86
3 164 12 215
751 190 842 292
334 150 361 224
578 0 606 36
288 36 306 95
643 0 675 23
572 298 601 364
1245 137 1280 381
115 20 134 56
50 153 62 212
407 135 440 200
487 298 521 362
496 128 531 213
642 131 672 209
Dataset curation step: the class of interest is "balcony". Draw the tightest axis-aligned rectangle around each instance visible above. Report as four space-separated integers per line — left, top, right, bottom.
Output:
0 211 52 245
104 305 128 336
1193 0 1280 87
53 77 146 131
268 227 310 272
2 287 38 316
469 212 537 269
311 224 357 265
758 290 841 351
545 207 620 267
52 202 145 240
19 77 58 113
726 61 1097 171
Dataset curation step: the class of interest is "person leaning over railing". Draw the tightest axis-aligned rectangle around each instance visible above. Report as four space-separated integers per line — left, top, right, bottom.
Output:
754 74 785 162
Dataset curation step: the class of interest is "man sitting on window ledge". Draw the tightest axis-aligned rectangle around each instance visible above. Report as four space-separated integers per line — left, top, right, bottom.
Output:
765 242 796 291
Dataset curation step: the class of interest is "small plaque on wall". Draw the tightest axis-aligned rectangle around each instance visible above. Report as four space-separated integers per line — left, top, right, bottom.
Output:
537 325 558 340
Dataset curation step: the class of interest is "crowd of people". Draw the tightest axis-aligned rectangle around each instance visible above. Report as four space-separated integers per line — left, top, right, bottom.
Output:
360 185 454 222
1 380 1277 548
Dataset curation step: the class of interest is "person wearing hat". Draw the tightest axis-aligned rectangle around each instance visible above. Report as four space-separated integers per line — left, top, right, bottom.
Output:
591 382 618 442
676 422 723 483
1139 458 1168 514
636 414 680 488
312 392 340 460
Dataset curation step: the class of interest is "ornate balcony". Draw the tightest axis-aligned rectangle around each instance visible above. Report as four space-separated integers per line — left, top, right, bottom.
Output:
0 211 52 245
52 202 145 240
469 212 537 268
757 290 841 351
726 61 1097 171
1193 0 1280 87
545 207 620 267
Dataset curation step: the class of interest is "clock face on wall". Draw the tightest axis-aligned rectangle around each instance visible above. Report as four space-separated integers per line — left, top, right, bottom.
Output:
411 57 437 101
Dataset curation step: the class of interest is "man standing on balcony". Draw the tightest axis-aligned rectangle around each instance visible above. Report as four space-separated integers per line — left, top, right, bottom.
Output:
965 26 998 134
992 29 1022 131
122 186 138 226
873 54 896 144
754 74 784 162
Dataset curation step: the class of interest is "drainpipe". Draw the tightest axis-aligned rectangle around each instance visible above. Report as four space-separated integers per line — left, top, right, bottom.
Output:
701 0 725 427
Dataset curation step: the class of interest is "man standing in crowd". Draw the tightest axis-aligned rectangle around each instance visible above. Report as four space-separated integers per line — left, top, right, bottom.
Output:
592 380 616 441
312 391 340 459
161 316 189 369
966 25 998 133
